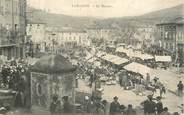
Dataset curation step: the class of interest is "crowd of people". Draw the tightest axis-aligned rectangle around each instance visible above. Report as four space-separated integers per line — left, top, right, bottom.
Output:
0 58 31 110
118 72 167 97
72 53 183 115
50 94 180 115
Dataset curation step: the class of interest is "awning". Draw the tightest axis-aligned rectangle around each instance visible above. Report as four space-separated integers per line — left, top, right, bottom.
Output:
101 54 129 65
101 54 116 61
116 47 130 53
116 47 134 57
111 57 129 65
116 47 154 60
124 62 154 78
155 56 172 62
134 54 154 60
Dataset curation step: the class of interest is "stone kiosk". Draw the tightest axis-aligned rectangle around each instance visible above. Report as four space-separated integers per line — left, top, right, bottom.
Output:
30 55 76 109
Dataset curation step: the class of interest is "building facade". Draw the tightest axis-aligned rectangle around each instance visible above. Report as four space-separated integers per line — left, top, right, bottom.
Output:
0 0 26 60
57 29 90 47
87 27 116 40
156 18 184 64
26 22 46 53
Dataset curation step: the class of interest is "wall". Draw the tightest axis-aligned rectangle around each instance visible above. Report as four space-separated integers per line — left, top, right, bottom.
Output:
27 23 46 43
57 31 90 47
0 0 26 59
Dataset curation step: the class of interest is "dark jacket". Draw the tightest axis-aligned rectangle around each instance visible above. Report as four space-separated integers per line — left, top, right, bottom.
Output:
142 100 156 114
63 101 71 113
125 108 137 115
50 100 61 114
110 101 120 115
156 102 163 114
177 83 183 90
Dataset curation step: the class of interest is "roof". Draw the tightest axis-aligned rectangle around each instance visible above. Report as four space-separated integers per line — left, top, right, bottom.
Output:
111 57 129 65
134 54 154 60
57 29 87 33
27 20 46 25
116 47 134 55
116 47 154 60
124 62 154 78
87 26 117 30
156 23 183 26
31 55 76 74
155 56 172 62
156 17 184 26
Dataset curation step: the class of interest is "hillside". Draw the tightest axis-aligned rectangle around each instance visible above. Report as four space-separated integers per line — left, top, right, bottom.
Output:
139 4 183 20
27 7 99 29
27 4 184 28
100 4 184 27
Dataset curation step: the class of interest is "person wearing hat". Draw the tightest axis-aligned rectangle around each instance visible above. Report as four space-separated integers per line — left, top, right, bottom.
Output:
159 85 166 98
124 104 137 115
177 81 183 97
160 107 171 115
110 96 120 115
50 95 61 115
102 100 109 115
156 96 163 115
141 95 156 115
62 96 71 113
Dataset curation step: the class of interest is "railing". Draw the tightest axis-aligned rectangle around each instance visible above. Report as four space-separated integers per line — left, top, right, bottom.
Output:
0 38 17 46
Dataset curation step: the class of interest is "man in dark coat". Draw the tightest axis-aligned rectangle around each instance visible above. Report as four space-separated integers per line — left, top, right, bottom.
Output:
125 104 137 115
14 91 23 107
160 107 171 115
50 95 61 115
62 96 71 113
110 96 120 115
156 96 163 115
177 81 183 97
141 95 156 115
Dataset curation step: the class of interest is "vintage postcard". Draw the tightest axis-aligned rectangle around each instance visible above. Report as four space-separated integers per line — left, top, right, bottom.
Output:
0 0 183 115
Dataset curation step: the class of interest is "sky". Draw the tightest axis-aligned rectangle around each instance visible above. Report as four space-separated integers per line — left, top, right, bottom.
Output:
28 0 183 18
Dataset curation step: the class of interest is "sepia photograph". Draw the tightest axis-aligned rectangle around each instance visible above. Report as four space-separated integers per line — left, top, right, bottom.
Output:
0 0 183 115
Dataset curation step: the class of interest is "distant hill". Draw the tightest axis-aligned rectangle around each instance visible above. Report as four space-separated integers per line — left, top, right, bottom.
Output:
100 4 184 27
139 4 183 20
27 4 184 29
27 7 99 29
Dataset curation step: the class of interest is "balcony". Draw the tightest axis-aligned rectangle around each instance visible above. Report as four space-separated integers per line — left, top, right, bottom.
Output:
0 37 17 47
0 28 24 47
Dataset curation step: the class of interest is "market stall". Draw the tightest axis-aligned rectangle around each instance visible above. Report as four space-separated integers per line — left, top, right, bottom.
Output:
116 47 133 57
155 56 172 69
123 62 154 79
155 56 172 62
30 55 76 109
123 62 156 94
101 54 129 67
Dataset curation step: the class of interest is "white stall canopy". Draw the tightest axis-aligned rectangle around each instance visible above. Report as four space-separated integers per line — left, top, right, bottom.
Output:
155 56 172 62
124 62 154 78
101 54 129 65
